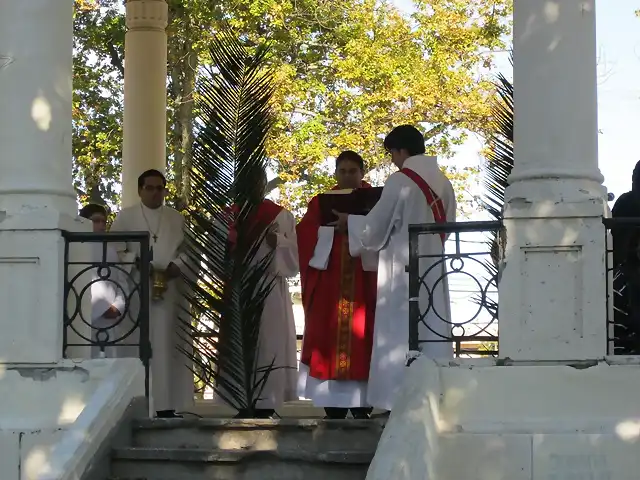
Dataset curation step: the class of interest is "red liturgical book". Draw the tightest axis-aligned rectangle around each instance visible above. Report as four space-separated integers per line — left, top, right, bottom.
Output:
318 187 384 226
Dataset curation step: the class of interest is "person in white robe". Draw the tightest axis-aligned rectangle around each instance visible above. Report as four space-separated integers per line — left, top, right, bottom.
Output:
79 204 127 359
226 171 299 419
332 125 457 413
110 169 194 418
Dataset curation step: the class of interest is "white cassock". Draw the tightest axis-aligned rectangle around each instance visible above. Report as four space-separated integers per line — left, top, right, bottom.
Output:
110 203 194 413
90 243 127 359
348 155 456 411
254 208 300 409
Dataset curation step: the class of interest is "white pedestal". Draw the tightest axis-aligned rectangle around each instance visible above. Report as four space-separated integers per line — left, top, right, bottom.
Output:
367 358 640 480
499 183 609 360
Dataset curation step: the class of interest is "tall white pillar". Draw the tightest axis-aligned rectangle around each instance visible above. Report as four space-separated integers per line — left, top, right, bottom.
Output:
0 1 77 215
121 0 168 208
499 0 608 360
0 0 90 363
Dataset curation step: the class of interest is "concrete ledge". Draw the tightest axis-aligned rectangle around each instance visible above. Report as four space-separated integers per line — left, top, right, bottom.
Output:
112 447 375 464
133 417 386 431
366 357 640 480
32 358 145 480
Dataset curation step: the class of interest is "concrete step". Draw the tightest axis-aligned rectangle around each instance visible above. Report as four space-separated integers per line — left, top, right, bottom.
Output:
132 418 385 453
110 447 373 480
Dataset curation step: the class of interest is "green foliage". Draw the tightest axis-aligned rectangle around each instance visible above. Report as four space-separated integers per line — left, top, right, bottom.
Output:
73 0 512 212
179 31 279 414
73 0 125 207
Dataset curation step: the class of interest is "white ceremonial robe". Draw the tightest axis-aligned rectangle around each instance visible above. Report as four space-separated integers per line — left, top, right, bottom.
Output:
90 243 127 359
348 155 457 411
254 209 300 409
110 203 194 413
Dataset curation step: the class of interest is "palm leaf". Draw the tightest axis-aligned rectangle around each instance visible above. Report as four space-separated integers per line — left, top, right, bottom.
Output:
177 30 281 414
478 59 514 320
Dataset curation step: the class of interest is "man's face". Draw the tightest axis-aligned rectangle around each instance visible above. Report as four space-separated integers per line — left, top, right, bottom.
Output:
90 213 107 233
335 159 364 190
138 175 166 209
389 148 410 169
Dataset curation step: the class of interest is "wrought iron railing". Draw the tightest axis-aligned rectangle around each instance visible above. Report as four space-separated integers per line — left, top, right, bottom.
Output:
408 220 502 358
603 217 640 355
62 231 151 396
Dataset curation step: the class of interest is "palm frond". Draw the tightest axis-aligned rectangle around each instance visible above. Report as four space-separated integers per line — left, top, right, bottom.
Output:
178 30 280 414
476 61 514 321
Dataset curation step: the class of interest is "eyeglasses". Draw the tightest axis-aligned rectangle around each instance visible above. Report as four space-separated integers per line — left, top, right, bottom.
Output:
142 185 165 192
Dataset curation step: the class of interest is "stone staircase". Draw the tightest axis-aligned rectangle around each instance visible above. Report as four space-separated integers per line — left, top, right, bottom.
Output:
108 417 385 480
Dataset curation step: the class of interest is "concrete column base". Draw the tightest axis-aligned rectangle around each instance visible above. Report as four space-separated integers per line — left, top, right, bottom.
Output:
367 357 640 480
499 179 610 360
0 211 91 363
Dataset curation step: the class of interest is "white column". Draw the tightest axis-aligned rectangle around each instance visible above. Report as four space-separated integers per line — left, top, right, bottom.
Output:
0 0 77 215
499 0 608 360
0 0 91 363
121 0 168 208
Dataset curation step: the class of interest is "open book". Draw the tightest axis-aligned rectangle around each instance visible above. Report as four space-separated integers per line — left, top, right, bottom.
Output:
318 187 384 226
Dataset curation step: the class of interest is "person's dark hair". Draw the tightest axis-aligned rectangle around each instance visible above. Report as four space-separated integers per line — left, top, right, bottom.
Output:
79 203 108 219
336 150 365 171
383 125 426 156
138 169 167 189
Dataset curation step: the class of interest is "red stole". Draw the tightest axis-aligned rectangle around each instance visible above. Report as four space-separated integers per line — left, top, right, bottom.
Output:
400 168 446 243
297 182 377 381
225 199 283 249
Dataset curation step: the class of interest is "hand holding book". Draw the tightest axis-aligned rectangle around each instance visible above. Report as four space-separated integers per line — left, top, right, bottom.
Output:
318 187 383 226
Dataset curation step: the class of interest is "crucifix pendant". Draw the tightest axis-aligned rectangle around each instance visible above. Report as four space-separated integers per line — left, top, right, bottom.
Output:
152 234 158 243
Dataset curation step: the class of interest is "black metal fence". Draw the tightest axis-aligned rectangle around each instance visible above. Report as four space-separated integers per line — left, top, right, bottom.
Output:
603 217 640 354
408 220 502 358
62 231 151 396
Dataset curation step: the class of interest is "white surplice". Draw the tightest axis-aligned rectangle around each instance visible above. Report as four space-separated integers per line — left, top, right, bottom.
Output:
110 203 194 413
253 208 300 409
90 243 127 359
348 155 457 411
297 226 377 408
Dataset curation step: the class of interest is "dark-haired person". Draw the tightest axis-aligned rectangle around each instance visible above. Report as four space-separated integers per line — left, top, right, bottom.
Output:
611 161 640 353
222 167 300 418
296 151 377 419
110 169 193 418
79 203 125 358
332 126 456 413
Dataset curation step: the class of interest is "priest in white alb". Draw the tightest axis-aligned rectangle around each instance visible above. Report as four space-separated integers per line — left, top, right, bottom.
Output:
224 168 300 418
331 125 457 413
110 169 194 418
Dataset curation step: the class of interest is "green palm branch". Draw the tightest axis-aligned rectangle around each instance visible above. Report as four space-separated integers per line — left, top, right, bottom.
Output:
480 63 513 321
177 30 279 414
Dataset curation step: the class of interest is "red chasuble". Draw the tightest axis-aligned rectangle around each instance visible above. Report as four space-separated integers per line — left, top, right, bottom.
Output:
297 183 378 381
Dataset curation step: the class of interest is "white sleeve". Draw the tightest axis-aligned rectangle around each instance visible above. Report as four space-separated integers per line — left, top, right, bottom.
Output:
308 226 334 270
348 173 405 255
272 210 300 278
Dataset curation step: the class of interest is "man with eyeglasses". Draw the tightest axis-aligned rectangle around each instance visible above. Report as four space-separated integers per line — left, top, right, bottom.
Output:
111 169 193 418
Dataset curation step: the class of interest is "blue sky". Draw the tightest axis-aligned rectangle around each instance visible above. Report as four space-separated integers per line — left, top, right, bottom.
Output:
392 0 640 201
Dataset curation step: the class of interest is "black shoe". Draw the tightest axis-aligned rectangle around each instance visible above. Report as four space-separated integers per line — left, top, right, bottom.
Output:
156 409 183 419
324 407 348 419
350 407 373 419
